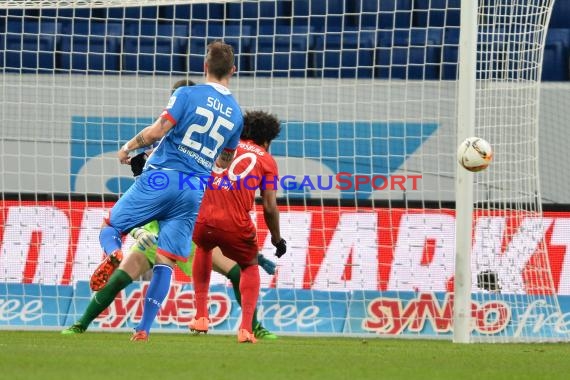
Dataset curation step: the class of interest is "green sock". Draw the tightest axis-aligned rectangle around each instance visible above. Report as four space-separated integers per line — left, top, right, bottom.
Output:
226 264 260 329
77 269 133 329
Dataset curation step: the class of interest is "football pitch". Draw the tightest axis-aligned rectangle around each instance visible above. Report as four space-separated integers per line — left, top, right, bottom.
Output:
1 331 570 380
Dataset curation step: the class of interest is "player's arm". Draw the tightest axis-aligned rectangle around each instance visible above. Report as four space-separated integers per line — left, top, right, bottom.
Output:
215 148 235 169
118 117 175 164
129 146 157 177
214 117 242 169
261 188 286 258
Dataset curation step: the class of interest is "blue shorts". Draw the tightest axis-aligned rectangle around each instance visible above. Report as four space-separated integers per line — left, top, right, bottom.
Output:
107 169 205 262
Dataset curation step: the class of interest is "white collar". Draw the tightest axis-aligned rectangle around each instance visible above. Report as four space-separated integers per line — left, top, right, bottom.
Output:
205 82 231 95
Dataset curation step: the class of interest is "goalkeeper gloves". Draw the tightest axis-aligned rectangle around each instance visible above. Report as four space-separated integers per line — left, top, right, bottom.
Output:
130 152 147 177
272 238 287 258
257 254 276 275
130 228 158 251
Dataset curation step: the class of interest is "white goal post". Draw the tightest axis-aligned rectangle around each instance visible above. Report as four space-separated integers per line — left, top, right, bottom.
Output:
454 0 560 343
0 0 568 342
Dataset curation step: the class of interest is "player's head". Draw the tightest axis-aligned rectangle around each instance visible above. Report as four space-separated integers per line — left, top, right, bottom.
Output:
241 110 281 148
171 79 196 94
205 40 236 80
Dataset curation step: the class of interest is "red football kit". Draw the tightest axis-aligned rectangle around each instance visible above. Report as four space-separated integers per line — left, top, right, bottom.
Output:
193 139 279 263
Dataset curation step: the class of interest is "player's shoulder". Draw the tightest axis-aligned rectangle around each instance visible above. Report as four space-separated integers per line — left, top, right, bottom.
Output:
172 84 197 95
178 83 209 95
238 140 275 160
264 150 278 167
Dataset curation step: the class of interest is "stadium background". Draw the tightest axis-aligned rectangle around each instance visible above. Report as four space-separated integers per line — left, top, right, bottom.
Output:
1 1 570 339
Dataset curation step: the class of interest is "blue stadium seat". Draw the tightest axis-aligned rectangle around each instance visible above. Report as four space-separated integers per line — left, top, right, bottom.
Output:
307 0 353 33
413 0 460 28
376 29 441 79
0 9 5 31
58 20 123 73
276 0 292 18
0 34 4 69
67 8 91 19
325 0 346 15
226 0 284 22
68 19 124 37
159 5 191 21
253 26 312 77
102 5 157 20
381 0 412 29
441 28 460 80
292 0 309 16
5 19 61 72
437 26 556 81
122 36 188 74
189 23 253 75
542 28 570 81
439 26 535 81
259 1 277 18
189 3 224 20
351 0 413 30
7 17 59 34
161 4 228 22
226 1 255 21
135 6 159 20
549 1 570 28
187 37 207 75
157 23 190 38
312 29 375 78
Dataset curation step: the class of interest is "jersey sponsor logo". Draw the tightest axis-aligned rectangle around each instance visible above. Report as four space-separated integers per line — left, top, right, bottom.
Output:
94 283 231 329
350 291 570 338
166 95 176 109
360 292 510 335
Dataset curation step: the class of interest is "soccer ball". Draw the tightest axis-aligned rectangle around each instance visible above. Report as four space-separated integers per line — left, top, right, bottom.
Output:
457 137 493 172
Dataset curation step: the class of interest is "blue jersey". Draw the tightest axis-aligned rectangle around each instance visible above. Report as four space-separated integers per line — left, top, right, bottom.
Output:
146 83 243 176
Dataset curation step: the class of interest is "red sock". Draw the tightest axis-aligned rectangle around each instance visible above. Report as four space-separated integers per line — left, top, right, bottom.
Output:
239 265 260 333
192 247 212 319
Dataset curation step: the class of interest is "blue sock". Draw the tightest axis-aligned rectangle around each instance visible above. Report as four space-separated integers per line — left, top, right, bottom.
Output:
135 264 173 334
99 225 122 255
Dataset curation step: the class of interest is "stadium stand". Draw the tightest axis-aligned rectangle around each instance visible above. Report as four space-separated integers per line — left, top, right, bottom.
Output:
58 19 123 73
0 2 568 80
5 17 61 73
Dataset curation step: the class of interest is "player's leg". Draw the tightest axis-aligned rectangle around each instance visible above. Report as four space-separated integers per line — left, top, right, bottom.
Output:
62 250 152 334
190 246 213 333
236 260 260 344
190 222 216 333
98 171 162 254
131 254 175 341
132 186 200 342
93 172 169 290
212 249 277 339
215 227 260 343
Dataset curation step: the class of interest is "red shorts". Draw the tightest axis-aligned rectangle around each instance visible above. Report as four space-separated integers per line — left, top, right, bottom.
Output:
192 222 258 264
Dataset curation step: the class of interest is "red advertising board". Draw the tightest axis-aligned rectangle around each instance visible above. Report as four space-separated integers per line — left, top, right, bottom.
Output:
1 200 569 294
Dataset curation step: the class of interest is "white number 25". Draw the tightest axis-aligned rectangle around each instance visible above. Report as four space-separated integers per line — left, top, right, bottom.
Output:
181 106 235 159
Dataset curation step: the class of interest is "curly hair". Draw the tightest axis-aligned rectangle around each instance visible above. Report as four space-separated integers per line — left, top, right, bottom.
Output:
241 110 281 146
171 79 196 94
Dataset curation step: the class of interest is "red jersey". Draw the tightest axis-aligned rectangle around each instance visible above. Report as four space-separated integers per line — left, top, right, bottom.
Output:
196 139 279 232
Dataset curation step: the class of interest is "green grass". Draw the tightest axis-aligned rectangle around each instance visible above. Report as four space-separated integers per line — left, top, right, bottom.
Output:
1 331 570 380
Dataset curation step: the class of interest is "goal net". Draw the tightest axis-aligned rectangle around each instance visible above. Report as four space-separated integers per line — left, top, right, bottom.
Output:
0 0 567 342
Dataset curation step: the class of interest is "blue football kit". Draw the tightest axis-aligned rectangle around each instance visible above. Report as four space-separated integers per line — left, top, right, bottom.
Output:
104 82 243 261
